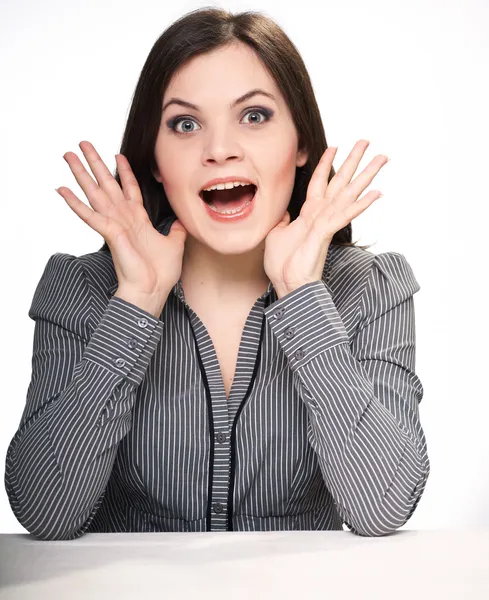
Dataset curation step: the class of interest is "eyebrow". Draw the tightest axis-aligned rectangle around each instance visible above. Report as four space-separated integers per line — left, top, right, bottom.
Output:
162 88 277 113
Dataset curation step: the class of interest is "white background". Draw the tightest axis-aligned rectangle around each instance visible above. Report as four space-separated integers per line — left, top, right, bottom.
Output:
0 0 487 533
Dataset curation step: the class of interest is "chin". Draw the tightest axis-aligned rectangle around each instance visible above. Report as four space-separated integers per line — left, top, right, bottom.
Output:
205 235 264 255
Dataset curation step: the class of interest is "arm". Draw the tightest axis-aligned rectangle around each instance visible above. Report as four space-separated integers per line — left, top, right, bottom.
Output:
4 253 164 540
264 251 430 537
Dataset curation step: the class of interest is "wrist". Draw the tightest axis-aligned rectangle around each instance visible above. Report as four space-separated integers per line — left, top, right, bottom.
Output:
274 280 319 300
113 287 169 318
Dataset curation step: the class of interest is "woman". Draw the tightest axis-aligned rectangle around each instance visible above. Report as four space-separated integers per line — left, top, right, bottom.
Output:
4 7 430 540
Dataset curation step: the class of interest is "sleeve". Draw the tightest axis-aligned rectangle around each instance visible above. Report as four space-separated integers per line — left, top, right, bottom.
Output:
263 251 430 537
4 253 164 540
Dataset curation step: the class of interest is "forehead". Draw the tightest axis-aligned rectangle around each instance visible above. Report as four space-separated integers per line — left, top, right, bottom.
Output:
164 43 280 103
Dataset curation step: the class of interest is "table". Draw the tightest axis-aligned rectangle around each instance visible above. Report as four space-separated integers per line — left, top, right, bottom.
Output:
1 529 488 599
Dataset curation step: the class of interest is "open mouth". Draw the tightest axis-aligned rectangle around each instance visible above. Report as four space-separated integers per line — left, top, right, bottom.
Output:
199 184 257 211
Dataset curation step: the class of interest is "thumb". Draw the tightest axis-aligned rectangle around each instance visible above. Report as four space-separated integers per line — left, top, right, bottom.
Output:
168 218 188 240
277 210 291 228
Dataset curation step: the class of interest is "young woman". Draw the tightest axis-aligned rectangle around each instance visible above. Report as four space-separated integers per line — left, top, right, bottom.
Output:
5 7 430 540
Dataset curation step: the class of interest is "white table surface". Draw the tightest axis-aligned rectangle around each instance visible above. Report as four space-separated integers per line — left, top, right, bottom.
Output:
0 529 488 599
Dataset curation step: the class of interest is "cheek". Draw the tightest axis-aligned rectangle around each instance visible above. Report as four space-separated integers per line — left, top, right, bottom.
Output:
155 151 184 192
270 145 300 190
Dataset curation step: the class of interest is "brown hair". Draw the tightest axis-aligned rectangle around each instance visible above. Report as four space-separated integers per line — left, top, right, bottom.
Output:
99 6 372 253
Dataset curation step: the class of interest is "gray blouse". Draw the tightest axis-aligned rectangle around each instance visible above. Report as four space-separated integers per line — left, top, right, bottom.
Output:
4 216 430 539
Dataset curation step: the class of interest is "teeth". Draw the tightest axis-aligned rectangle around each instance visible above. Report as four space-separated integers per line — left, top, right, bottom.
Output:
207 199 253 215
202 181 253 192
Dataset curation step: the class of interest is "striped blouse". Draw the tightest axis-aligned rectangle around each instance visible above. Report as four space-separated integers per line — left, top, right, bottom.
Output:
4 215 430 540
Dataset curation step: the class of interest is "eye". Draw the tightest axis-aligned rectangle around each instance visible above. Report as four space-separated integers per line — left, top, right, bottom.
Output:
241 108 271 125
167 107 273 135
169 117 201 134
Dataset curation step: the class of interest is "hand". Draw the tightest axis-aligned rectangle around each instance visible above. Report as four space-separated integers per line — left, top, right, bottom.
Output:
56 141 188 301
263 139 389 297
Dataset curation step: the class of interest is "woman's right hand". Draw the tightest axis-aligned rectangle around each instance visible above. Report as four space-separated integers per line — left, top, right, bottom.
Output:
56 141 188 314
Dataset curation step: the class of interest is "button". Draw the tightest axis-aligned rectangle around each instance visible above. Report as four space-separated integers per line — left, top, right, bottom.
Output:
274 307 285 320
115 358 126 368
213 502 224 514
216 432 227 443
137 318 148 328
127 338 138 349
294 349 305 360
284 326 295 339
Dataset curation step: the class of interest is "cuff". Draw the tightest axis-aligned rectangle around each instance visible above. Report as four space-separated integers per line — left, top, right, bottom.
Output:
264 280 349 370
83 295 164 386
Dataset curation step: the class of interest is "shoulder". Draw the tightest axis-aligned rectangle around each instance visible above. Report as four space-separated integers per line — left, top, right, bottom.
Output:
36 249 117 294
325 244 375 291
29 250 117 333
325 243 420 312
76 249 118 296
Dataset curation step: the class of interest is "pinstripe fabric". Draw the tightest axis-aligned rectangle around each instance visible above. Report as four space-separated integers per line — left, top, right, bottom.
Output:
4 216 430 540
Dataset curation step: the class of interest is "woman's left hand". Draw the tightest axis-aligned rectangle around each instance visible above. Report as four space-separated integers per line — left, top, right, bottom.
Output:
263 139 390 298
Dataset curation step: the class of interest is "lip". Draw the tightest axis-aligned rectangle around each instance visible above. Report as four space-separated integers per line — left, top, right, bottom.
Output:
200 175 256 192
201 188 257 223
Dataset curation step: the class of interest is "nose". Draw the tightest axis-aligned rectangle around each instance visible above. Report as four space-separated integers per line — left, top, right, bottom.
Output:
202 127 245 165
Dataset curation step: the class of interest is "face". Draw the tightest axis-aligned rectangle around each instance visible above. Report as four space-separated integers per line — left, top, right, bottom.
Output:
152 42 308 255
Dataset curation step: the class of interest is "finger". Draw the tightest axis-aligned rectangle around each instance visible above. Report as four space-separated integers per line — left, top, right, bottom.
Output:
327 139 371 197
79 141 125 205
306 146 337 204
348 155 389 199
63 151 113 211
115 153 144 204
344 189 382 221
56 186 109 236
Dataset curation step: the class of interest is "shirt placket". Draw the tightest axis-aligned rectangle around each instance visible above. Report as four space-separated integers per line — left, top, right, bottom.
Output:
175 280 274 530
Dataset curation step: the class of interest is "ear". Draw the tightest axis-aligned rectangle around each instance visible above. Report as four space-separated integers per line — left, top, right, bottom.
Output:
152 168 162 183
296 147 308 168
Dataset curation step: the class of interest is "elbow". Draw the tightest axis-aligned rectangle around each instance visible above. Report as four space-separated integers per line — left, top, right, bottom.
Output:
6 487 91 540
344 509 412 537
344 466 431 538
27 526 89 541
5 445 102 541
5 473 95 541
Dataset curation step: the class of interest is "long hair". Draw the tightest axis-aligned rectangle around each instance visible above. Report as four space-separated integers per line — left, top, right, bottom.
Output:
98 7 372 253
